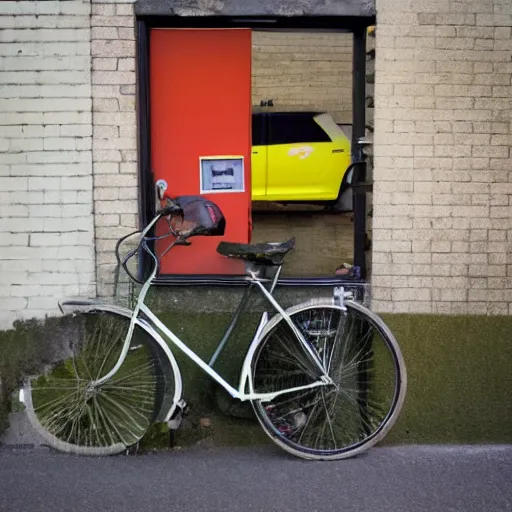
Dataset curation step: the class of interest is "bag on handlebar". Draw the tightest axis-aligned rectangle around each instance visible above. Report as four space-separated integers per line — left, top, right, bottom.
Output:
174 195 226 237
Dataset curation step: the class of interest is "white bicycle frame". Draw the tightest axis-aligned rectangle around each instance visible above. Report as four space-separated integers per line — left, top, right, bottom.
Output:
61 212 334 425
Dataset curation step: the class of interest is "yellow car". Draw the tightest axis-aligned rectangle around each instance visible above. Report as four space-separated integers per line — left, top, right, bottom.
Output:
251 110 352 210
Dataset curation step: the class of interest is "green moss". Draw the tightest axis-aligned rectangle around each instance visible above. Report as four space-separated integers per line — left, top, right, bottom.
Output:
0 316 75 437
1 311 511 447
132 311 512 448
137 309 264 449
381 314 512 444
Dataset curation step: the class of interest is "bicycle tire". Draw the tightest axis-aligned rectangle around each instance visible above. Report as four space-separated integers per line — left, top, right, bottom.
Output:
250 299 407 460
23 309 175 456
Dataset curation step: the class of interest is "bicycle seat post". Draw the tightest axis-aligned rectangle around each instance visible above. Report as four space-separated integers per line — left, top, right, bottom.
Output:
247 263 282 295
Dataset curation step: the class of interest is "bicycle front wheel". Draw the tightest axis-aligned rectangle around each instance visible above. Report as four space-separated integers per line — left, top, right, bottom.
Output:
251 299 406 460
23 309 171 456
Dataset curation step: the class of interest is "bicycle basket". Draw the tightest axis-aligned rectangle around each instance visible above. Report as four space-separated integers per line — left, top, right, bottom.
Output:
113 230 144 308
173 195 226 237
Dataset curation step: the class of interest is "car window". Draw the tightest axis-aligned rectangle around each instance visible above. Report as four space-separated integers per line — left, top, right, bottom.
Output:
268 113 331 145
252 113 265 146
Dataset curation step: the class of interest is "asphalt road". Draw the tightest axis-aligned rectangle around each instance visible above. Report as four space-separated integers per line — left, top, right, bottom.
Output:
0 445 510 512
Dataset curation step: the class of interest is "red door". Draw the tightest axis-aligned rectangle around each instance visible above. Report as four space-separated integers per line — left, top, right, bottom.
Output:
150 29 252 275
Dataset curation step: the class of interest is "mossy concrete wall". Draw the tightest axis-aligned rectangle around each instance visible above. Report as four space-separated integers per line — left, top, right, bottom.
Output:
382 314 512 444
153 308 512 446
1 294 511 446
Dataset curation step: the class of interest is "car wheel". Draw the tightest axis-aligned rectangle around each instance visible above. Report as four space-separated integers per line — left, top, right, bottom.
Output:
324 168 354 213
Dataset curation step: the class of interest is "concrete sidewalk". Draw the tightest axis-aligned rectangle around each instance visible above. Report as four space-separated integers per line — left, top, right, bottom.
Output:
0 445 510 512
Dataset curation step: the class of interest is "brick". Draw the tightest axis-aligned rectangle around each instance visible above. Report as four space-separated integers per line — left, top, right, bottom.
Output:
93 150 122 163
27 151 91 164
91 26 119 40
93 58 118 71
493 86 512 98
475 39 494 50
95 200 137 215
0 71 89 85
121 150 136 162
473 146 509 158
476 14 512 26
8 138 43 152
436 37 475 50
116 4 134 15
1 29 90 43
94 188 120 201
455 134 492 146
474 98 512 110
93 98 120 112
0 15 90 30
66 125 93 137
118 125 136 138
472 122 492 133
91 16 134 28
92 163 119 177
491 159 512 170
118 58 135 71
392 288 430 302
91 40 135 58
432 289 468 302
1 153 28 165
93 112 135 126
118 28 135 40
60 2 91 15
495 27 512 39
94 138 136 150
435 85 492 97
60 176 91 191
92 85 121 98
0 98 91 112
92 4 116 16
43 112 92 125
0 1 60 15
456 27 495 38
119 162 136 174
94 173 137 188
43 138 78 151
492 122 511 134
0 42 90 57
92 71 136 85
94 125 119 139
120 214 137 229
0 84 90 98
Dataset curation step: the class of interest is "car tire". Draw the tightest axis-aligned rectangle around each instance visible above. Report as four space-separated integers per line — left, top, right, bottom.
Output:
324 168 354 213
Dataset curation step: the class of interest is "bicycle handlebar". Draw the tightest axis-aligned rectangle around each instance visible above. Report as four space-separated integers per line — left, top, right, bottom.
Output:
157 197 183 217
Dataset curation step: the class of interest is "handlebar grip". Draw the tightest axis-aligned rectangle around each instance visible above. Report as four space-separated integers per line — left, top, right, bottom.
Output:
158 205 183 216
157 198 183 217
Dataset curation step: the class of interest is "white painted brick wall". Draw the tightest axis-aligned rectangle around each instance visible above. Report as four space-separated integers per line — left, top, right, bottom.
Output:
373 0 512 315
91 0 137 298
0 0 95 328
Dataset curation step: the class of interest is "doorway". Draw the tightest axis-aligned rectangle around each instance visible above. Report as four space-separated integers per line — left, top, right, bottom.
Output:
138 17 371 284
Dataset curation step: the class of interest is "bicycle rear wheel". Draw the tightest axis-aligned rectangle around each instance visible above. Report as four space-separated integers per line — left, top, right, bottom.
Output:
23 309 171 456
250 299 406 460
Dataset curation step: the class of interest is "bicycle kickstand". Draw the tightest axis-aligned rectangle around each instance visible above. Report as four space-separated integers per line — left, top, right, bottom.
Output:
167 399 190 448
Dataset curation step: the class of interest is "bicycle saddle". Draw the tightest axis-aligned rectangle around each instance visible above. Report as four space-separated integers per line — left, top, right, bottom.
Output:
217 238 296 266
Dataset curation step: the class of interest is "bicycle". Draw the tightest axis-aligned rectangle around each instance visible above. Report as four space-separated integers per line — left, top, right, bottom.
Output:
21 193 407 460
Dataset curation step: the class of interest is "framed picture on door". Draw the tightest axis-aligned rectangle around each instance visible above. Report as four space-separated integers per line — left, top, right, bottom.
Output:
199 156 245 194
